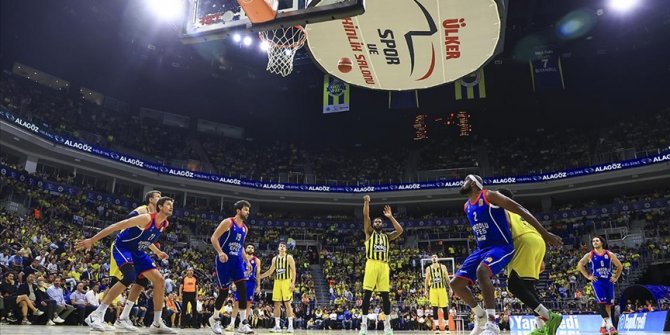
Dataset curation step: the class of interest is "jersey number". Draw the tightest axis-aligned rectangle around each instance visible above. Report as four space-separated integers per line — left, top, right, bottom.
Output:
600 260 605 267
473 212 478 221
236 234 242 241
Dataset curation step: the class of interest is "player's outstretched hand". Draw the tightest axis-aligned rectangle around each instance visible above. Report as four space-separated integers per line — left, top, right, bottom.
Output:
588 275 597 282
610 277 618 284
75 239 93 251
363 195 370 202
218 252 228 263
543 232 563 247
158 251 169 260
255 286 261 294
383 205 393 218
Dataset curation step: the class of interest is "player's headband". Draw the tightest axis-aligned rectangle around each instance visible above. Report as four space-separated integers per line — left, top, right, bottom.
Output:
466 174 483 189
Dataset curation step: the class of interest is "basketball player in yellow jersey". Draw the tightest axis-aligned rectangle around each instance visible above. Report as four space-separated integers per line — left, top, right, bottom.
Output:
425 254 450 335
111 190 169 331
360 195 403 335
498 189 562 335
259 241 296 333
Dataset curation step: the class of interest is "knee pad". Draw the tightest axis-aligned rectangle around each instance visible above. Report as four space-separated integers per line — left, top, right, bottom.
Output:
507 270 524 296
135 276 150 288
119 264 137 287
599 304 609 318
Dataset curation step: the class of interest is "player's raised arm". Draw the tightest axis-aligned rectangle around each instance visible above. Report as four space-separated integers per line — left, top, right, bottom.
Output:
608 251 623 283
75 214 151 251
363 195 372 239
384 205 404 241
485 190 562 247
255 257 262 293
210 219 232 262
259 256 277 280
577 252 596 282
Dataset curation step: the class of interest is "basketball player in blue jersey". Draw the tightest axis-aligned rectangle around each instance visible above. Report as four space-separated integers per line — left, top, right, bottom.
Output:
577 236 623 335
209 200 254 335
113 190 170 331
75 197 177 334
225 244 261 332
451 175 562 335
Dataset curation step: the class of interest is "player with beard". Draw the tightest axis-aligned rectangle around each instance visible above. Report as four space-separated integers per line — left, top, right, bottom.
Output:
76 197 177 334
209 200 254 335
359 195 404 335
451 175 562 335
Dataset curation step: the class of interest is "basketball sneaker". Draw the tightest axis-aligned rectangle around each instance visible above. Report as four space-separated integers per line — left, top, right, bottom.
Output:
480 321 501 335
435 330 441 334
287 325 294 333
545 313 563 335
115 317 139 332
237 321 254 334
469 313 488 335
270 325 282 333
225 322 234 332
600 327 608 334
85 312 106 332
529 325 547 335
359 322 368 335
209 315 222 334
609 327 618 335
149 318 178 334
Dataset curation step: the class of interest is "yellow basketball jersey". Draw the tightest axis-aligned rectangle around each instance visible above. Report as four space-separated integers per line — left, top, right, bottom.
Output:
506 210 540 239
365 231 389 262
275 255 291 280
429 265 447 289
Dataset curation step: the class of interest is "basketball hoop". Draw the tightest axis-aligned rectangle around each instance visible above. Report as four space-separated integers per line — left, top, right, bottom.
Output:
259 25 306 77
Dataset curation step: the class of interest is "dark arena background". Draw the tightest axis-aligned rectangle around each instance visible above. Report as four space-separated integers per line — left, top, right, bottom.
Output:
1 0 669 335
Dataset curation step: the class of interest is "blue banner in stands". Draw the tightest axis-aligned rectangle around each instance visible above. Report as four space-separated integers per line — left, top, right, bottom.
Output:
2 162 670 227
618 311 668 332
511 315 604 331
2 107 670 193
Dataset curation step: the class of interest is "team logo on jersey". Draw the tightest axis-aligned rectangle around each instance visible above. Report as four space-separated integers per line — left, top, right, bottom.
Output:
479 199 483 206
604 254 609 259
485 257 493 263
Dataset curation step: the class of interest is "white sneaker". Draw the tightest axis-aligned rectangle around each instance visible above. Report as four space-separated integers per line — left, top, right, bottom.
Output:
237 322 254 334
480 321 501 335
53 315 65 323
269 326 282 333
85 313 106 332
286 327 294 333
115 317 139 332
225 323 235 332
359 325 368 335
435 331 442 334
34 309 45 316
47 320 56 326
149 318 178 334
469 314 488 335
210 315 222 334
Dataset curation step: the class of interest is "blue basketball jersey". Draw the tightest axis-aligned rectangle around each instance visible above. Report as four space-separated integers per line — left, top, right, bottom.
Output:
464 190 513 249
590 250 613 280
218 218 247 259
247 256 258 281
115 213 168 251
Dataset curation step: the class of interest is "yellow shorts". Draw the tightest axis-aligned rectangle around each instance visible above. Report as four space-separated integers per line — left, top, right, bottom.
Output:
272 279 293 302
508 232 546 279
429 288 449 308
109 243 122 280
362 259 390 292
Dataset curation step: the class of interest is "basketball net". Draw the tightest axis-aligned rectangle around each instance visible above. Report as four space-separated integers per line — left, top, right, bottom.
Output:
259 25 306 77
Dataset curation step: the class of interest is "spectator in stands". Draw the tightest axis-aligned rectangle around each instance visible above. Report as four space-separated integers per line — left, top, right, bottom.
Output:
2 272 44 325
70 282 91 325
46 277 75 323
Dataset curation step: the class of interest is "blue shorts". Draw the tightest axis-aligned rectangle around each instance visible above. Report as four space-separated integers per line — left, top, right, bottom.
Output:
234 281 256 302
592 280 614 305
215 256 246 289
111 242 156 280
455 245 515 283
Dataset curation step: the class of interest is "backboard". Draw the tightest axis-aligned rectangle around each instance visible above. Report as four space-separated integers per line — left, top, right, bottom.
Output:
181 0 365 43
